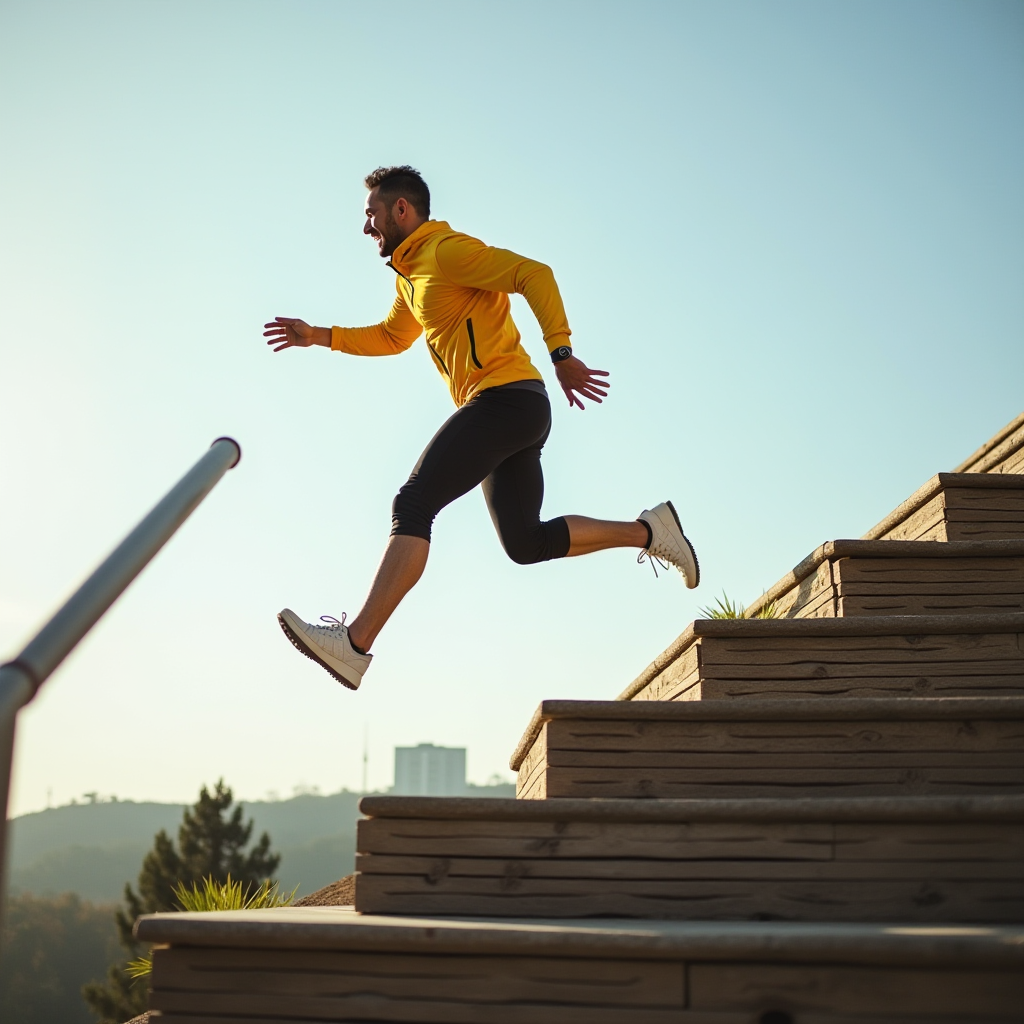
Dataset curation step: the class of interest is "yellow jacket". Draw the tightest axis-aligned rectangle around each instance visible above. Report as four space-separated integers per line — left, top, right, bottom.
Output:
331 220 572 406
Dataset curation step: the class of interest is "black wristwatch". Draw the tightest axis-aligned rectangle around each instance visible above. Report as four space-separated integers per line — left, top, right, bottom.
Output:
550 345 573 363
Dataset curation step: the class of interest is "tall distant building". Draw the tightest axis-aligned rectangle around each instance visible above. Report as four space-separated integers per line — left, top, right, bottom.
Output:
393 744 466 797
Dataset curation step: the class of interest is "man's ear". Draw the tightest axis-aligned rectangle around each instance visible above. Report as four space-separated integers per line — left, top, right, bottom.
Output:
394 197 409 221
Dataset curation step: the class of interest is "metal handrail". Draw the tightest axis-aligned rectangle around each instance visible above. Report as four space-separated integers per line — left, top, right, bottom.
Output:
0 437 242 941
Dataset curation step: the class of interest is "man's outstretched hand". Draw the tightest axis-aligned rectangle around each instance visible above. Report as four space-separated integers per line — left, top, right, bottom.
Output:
264 317 330 352
554 355 610 410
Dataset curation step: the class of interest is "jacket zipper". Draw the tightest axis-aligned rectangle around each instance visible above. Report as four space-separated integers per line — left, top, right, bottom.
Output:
386 261 415 307
388 260 448 375
466 318 482 369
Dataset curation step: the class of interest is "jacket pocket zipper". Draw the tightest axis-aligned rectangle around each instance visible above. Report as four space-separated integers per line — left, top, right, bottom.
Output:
466 318 482 369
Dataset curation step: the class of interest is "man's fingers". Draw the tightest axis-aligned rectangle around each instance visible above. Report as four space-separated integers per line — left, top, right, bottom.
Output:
272 341 292 352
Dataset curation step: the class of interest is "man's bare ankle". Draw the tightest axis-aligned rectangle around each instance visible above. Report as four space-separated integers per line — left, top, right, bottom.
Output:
347 626 370 655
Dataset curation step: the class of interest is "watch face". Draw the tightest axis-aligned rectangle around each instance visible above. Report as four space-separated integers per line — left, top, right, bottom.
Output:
557 347 571 358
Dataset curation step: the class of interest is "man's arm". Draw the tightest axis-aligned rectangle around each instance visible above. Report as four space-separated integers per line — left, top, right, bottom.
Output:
435 235 609 410
264 295 422 356
435 235 571 354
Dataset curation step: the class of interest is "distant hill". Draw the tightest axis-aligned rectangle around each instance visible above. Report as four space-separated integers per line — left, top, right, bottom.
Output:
7 783 514 902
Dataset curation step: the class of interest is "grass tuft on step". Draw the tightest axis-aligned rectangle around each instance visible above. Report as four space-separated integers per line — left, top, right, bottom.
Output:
126 876 296 979
700 591 778 619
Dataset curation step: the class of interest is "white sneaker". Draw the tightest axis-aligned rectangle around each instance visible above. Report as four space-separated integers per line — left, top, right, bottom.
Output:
277 609 371 690
637 501 700 589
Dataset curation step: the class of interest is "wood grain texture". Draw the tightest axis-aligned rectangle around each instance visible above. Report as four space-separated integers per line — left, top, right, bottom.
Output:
133 907 1024 968
689 962 1023 1015
359 794 1023 823
147 941 1024 1022
510 696 1024 771
531 766 1022 801
151 946 685 1007
354 803 1024 920
357 817 837 860
143 1004 1024 1023
149 991 687 1024
618 613 1024 702
744 540 1024 619
862 473 1024 543
353 874 1023 922
775 553 1024 619
358 854 1024 881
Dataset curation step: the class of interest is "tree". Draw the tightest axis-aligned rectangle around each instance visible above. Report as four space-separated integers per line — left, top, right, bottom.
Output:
0 893 120 1024
83 780 280 1023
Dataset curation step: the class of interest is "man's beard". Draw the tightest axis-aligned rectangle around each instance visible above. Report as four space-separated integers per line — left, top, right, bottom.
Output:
378 211 404 258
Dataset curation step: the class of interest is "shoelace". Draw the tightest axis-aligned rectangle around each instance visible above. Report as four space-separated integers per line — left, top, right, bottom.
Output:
637 550 670 578
319 614 347 630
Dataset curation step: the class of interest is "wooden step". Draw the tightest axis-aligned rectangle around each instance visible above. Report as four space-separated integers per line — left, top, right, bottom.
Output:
352 795 1023 923
135 909 1024 1023
955 410 1024 476
863 473 1024 542
620 612 1024 703
743 539 1024 620
510 696 1024 801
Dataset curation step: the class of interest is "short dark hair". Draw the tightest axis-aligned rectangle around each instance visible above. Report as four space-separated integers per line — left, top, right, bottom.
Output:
364 165 430 218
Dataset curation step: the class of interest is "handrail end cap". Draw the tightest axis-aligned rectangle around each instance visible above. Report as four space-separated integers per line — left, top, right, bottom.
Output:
211 436 242 468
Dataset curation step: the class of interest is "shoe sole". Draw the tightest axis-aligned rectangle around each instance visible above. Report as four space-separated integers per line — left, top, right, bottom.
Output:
277 611 362 691
665 500 701 589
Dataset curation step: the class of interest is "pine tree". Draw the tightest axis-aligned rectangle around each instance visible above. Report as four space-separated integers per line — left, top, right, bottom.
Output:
83 780 280 1023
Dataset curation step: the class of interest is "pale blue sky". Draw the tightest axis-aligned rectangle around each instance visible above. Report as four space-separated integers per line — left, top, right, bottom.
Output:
2 0 1022 816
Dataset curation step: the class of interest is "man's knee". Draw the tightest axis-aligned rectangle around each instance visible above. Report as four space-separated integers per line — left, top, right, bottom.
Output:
391 485 434 542
504 538 546 565
499 518 570 565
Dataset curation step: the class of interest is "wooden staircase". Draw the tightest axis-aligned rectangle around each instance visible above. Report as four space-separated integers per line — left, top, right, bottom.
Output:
136 413 1024 1022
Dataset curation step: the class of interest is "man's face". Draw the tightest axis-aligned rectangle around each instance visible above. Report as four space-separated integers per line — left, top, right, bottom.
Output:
363 188 403 259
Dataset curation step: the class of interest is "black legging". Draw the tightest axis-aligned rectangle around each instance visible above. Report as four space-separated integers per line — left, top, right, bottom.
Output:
391 384 571 564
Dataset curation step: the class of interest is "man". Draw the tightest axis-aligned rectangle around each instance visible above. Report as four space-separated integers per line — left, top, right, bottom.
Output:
264 165 699 691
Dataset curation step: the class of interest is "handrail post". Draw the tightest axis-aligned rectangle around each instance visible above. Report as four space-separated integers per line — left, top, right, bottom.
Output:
0 437 241 947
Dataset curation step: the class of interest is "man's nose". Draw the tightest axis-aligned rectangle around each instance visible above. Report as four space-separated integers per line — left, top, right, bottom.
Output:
363 218 372 235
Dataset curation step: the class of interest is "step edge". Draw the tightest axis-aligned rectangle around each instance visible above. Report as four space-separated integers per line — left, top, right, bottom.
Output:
954 410 1024 474
358 793 1024 823
862 472 1024 543
743 539 1024 619
617 612 1024 703
134 908 1024 968
509 696 1024 771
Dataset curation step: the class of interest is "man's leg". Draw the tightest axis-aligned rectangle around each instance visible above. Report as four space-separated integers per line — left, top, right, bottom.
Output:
344 389 553 652
346 535 428 654
484 404 697 585
563 516 649 557
484 449 648 562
